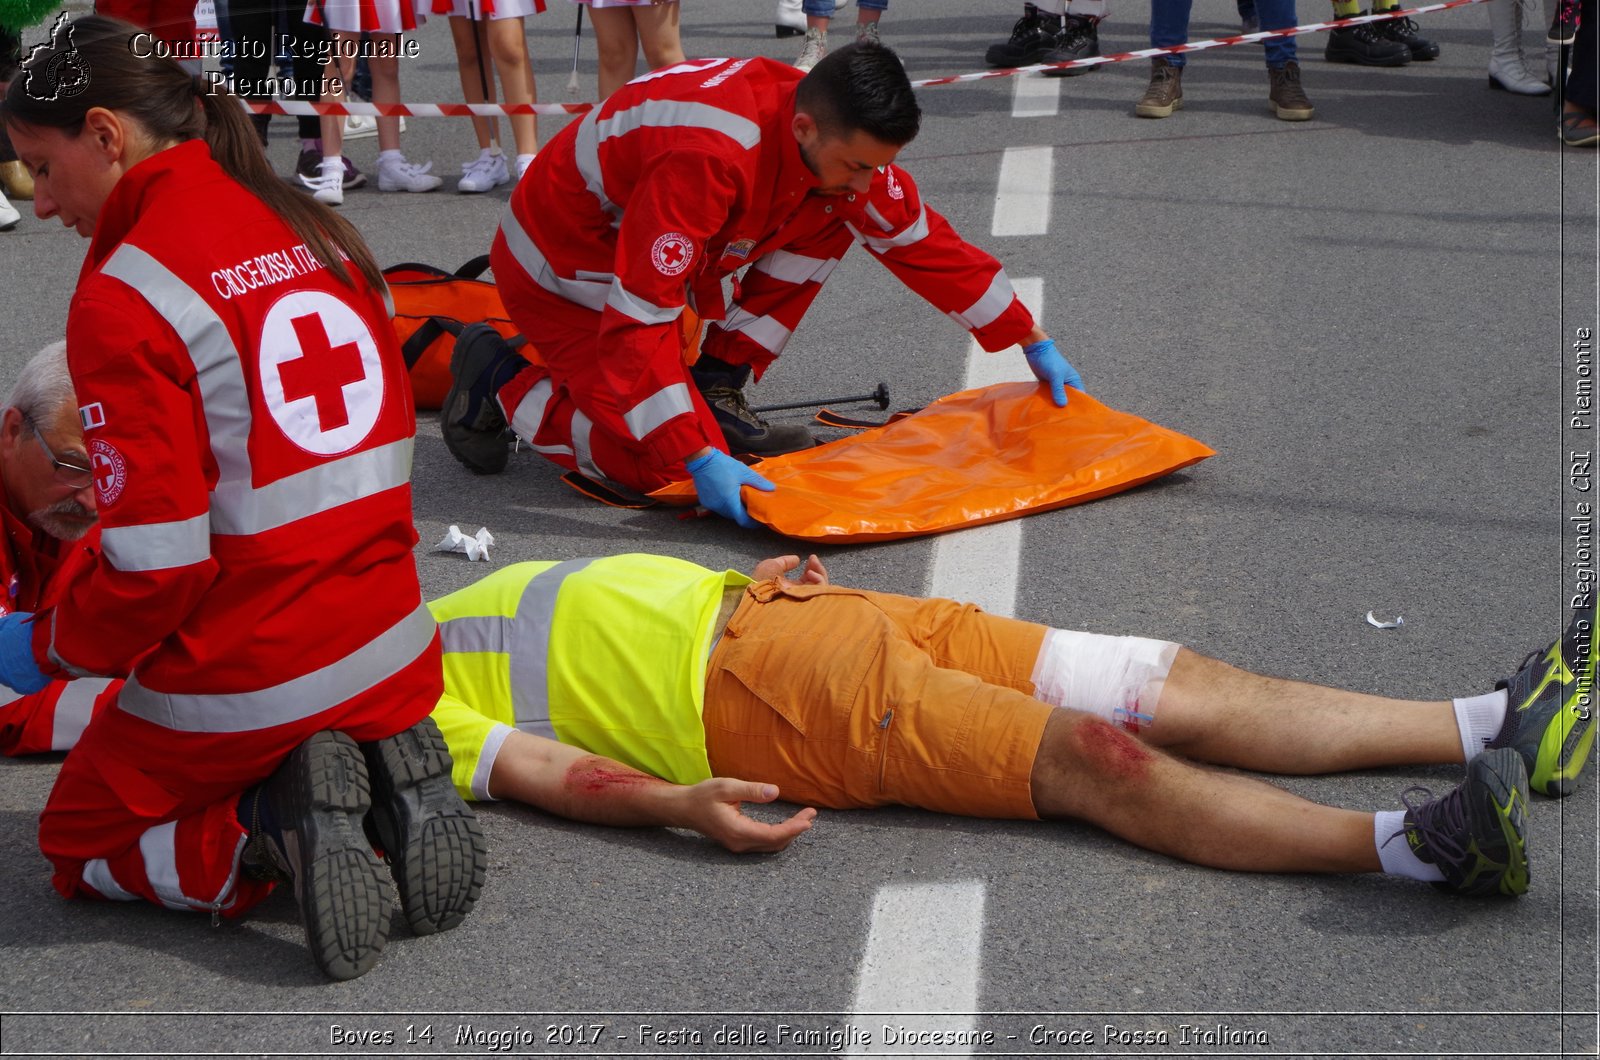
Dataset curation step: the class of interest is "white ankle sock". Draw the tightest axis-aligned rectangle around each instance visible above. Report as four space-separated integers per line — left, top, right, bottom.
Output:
378 149 403 166
1453 689 1509 764
1374 810 1445 882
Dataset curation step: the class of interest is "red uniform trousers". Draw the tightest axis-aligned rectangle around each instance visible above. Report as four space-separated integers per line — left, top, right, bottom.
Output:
39 638 439 918
489 261 728 494
0 678 118 757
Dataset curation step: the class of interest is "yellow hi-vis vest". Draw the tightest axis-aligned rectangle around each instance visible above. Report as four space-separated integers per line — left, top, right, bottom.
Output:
427 555 751 792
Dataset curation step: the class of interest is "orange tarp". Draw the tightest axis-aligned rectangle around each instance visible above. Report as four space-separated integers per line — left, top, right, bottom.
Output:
650 382 1215 543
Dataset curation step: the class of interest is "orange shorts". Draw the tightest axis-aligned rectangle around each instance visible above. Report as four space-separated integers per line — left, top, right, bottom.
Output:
703 580 1052 820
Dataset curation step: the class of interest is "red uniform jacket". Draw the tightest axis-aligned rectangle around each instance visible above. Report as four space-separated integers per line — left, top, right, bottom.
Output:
33 141 440 738
493 56 1036 468
0 480 117 755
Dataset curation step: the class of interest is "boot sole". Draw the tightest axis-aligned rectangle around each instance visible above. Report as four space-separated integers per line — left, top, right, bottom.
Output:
440 325 514 475
363 717 487 936
275 732 392 981
1135 97 1183 118
1272 102 1316 120
1324 45 1411 65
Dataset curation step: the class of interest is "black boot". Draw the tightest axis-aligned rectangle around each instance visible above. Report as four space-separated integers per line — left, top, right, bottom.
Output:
986 4 1065 66
689 355 815 456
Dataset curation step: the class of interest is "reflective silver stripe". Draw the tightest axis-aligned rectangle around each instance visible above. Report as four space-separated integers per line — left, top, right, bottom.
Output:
507 376 557 441
623 383 695 441
571 412 603 481
572 108 623 224
595 98 761 152
751 249 839 286
474 723 514 800
99 246 415 536
440 614 510 655
507 558 594 736
141 820 196 911
208 438 413 535
951 270 1017 332
864 202 894 232
848 205 931 253
117 602 437 733
498 206 610 312
100 514 212 573
719 308 792 356
606 283 684 326
51 678 111 751
82 858 140 902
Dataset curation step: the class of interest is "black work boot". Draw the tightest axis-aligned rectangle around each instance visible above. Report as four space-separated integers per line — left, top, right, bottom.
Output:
689 355 815 456
361 717 487 936
1042 13 1101 76
986 3 1065 66
239 731 392 981
1372 10 1440 59
1325 15 1412 65
440 324 524 475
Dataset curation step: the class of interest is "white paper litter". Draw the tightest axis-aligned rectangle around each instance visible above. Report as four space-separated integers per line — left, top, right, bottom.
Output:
434 525 495 562
1365 610 1404 630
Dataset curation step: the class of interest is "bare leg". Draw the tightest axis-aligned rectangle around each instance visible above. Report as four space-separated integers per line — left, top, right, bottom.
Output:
449 16 499 152
588 6 640 100
632 3 685 71
487 17 538 156
367 41 403 153
319 39 358 160
1030 709 1380 874
1143 648 1464 773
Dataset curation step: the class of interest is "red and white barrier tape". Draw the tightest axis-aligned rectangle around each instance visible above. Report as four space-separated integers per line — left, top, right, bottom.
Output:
240 0 1487 119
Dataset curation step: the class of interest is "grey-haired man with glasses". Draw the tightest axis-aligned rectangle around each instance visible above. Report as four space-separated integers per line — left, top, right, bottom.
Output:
0 341 117 755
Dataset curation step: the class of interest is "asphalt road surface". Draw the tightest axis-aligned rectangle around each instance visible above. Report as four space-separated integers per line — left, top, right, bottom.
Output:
1 0 1596 1056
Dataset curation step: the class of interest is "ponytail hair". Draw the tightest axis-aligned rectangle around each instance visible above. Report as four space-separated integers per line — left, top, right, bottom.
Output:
2 15 383 293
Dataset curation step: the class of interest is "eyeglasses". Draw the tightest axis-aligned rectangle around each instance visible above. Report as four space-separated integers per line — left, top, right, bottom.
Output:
24 416 95 491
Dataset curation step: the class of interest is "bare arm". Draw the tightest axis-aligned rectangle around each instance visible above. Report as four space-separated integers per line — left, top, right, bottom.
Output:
487 730 817 854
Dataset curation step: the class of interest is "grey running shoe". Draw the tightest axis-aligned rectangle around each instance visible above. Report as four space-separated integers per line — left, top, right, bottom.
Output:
361 716 486 936
1490 603 1598 797
243 731 392 980
1397 747 1530 897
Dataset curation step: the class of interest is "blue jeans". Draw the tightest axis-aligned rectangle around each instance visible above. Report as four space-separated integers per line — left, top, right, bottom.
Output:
803 0 887 17
1150 0 1298 67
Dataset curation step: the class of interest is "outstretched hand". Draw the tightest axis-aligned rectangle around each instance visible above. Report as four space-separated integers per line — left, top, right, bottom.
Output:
679 778 818 853
751 553 829 587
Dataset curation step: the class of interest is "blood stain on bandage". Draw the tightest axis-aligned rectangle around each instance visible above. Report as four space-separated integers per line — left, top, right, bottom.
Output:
1073 716 1153 781
564 758 660 794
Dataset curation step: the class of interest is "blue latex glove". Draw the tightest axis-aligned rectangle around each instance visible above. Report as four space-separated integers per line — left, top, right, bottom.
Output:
686 449 776 529
1023 338 1085 408
0 611 49 695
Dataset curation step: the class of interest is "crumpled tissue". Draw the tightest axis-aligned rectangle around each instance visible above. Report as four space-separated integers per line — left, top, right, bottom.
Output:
434 525 495 562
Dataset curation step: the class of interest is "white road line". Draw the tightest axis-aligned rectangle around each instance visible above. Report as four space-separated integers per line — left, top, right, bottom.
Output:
991 146 1054 237
846 880 988 1056
926 278 1044 617
1011 74 1062 118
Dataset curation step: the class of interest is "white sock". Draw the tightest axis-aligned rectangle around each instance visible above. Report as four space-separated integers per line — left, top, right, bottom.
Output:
1374 810 1445 882
1453 689 1509 764
1038 0 1067 14
516 153 536 176
320 156 342 170
378 149 404 166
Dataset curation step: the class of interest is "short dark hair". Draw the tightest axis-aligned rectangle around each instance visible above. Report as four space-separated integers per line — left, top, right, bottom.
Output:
795 41 921 147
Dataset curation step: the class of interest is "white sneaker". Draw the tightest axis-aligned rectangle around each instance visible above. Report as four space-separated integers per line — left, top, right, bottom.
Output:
457 150 509 193
344 112 406 138
307 160 344 206
515 153 536 180
856 21 881 45
377 155 442 193
0 189 19 231
795 27 827 71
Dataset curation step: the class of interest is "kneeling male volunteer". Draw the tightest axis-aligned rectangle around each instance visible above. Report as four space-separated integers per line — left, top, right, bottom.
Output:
0 342 118 756
442 42 1084 528
430 552 1594 893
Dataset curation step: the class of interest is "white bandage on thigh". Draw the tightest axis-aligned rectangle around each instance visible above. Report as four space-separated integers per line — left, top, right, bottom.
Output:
1029 628 1180 734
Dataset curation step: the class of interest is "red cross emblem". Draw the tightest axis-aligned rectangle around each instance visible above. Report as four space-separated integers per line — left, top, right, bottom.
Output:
259 292 384 456
651 231 693 277
280 313 368 432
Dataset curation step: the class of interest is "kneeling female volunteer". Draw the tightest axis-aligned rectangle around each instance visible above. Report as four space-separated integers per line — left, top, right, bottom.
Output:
0 15 484 981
